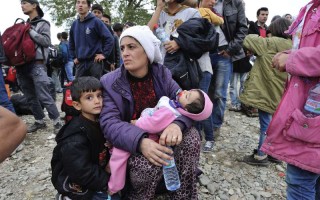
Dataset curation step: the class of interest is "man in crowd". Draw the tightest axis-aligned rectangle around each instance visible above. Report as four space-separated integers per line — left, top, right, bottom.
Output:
19 0 62 133
248 7 269 37
69 0 114 79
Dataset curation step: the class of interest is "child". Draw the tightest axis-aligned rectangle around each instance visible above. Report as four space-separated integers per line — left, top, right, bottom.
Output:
108 89 213 195
51 77 119 200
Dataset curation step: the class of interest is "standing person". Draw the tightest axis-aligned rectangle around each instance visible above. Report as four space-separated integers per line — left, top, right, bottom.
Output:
248 7 269 37
69 0 114 79
91 4 103 19
51 33 63 93
208 0 248 138
238 18 292 166
0 32 15 113
19 0 62 134
51 77 117 200
100 25 200 199
60 32 74 82
261 1 320 199
112 23 123 67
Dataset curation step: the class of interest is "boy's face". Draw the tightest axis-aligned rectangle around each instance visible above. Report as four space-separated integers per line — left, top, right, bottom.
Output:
178 90 200 109
92 9 102 19
72 90 103 121
76 0 90 15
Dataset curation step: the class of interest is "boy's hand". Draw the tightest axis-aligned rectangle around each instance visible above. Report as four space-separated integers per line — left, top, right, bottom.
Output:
130 120 137 125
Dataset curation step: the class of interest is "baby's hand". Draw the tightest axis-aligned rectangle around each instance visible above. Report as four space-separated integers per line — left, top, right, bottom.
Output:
131 120 137 125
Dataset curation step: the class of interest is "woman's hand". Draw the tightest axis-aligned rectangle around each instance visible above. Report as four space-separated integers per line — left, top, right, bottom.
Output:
156 0 165 9
159 123 183 147
272 52 289 72
139 138 173 166
164 40 180 54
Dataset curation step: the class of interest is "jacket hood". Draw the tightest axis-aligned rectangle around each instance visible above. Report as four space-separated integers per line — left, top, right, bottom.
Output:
272 37 292 53
77 12 95 22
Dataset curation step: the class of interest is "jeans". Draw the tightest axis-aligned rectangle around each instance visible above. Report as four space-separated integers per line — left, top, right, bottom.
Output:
64 61 74 82
196 71 214 141
257 109 272 156
75 60 104 80
91 192 121 200
286 164 320 200
208 53 232 129
0 68 15 113
229 72 247 106
17 63 60 120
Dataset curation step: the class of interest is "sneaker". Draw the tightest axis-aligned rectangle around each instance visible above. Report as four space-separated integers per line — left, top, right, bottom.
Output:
27 122 47 133
268 155 282 164
229 104 242 112
53 122 63 134
202 141 214 152
238 153 269 166
213 127 220 139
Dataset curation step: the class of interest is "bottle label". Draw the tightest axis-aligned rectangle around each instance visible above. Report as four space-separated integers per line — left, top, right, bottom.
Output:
163 159 175 168
304 98 320 114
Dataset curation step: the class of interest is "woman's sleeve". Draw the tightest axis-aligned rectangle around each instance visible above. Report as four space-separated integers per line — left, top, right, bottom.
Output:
243 34 267 56
100 76 146 154
286 45 320 77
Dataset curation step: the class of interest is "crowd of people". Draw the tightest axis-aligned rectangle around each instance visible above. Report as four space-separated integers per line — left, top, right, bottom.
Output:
0 0 319 199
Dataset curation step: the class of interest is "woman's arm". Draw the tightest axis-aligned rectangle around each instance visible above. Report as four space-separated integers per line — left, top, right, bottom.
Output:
147 0 165 30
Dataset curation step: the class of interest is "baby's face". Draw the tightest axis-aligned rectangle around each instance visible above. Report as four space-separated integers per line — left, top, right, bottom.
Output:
178 90 201 108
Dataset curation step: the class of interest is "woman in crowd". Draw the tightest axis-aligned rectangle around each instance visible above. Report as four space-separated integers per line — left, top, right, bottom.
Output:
100 26 200 199
261 1 320 199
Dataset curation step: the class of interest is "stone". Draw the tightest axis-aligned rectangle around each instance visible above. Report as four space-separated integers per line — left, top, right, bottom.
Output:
199 175 211 186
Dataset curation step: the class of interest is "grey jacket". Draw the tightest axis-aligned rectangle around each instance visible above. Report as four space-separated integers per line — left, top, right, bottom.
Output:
221 0 248 61
28 16 51 61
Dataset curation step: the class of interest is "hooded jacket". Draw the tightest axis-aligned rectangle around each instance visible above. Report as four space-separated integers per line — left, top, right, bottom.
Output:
51 115 110 199
261 1 320 174
239 35 292 114
69 13 114 61
100 63 192 154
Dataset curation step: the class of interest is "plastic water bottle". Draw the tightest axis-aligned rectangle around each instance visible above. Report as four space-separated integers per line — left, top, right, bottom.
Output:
303 83 320 118
163 147 180 191
154 24 170 43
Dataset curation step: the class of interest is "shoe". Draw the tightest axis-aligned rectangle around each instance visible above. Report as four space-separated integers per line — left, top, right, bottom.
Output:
238 153 269 166
202 141 214 152
27 122 47 133
268 155 282 164
213 127 220 139
53 122 63 134
229 104 242 112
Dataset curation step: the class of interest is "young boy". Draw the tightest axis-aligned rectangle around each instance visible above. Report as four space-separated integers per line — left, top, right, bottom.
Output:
51 76 116 200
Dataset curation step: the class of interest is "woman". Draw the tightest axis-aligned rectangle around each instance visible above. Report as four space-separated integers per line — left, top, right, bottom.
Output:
261 1 320 199
100 26 200 199
239 18 292 166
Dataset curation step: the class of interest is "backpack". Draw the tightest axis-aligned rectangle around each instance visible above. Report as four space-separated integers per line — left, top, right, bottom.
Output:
2 18 36 66
49 44 64 68
61 82 80 122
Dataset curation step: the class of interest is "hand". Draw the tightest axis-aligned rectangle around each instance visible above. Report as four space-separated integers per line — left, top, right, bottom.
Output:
94 54 105 62
156 0 165 9
74 58 79 65
164 40 180 54
159 123 183 146
139 138 173 166
130 120 137 125
272 53 289 72
110 63 115 71
246 50 253 57
218 50 230 58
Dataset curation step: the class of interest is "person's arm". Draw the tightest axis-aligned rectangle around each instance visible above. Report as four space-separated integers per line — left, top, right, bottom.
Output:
0 106 27 163
29 21 51 48
60 43 68 63
147 0 165 30
61 137 109 191
68 26 76 61
243 34 267 56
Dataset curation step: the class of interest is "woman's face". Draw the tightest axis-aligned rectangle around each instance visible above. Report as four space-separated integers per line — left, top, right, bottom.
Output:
120 37 149 77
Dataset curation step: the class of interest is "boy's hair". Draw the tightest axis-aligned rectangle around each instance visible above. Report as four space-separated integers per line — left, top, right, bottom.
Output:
91 4 103 12
61 32 68 40
257 7 268 16
75 0 91 7
71 76 102 102
185 90 205 114
113 23 124 32
268 18 292 39
103 14 111 22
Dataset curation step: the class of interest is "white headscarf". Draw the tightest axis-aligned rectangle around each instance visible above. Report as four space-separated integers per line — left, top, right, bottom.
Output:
120 25 162 64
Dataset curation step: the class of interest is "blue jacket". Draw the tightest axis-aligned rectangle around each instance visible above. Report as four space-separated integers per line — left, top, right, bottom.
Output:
69 13 114 61
59 41 73 63
100 63 192 154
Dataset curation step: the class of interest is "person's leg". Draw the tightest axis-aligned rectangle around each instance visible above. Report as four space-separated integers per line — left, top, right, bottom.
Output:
51 68 62 92
257 109 272 156
89 61 104 80
286 164 320 200
316 178 320 200
210 55 232 129
239 72 248 94
0 68 15 113
64 61 74 82
229 72 239 106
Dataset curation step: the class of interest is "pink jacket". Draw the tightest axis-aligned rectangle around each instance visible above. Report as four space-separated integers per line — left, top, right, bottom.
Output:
261 1 320 174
